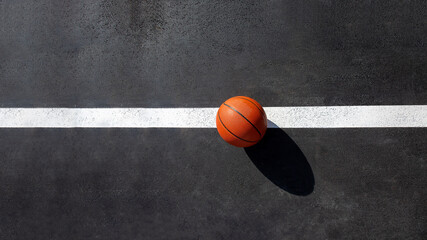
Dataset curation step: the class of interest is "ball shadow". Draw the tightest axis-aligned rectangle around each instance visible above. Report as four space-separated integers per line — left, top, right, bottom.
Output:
244 127 315 196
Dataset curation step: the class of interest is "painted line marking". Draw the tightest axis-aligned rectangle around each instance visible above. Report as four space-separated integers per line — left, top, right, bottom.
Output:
0 106 426 128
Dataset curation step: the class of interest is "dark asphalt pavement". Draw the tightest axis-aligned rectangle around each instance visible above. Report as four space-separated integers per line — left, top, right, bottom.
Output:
0 1 426 239
1 0 426 107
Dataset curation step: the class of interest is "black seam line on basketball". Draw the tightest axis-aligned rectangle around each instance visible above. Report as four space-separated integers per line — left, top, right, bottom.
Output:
218 113 256 143
223 103 262 136
235 96 264 115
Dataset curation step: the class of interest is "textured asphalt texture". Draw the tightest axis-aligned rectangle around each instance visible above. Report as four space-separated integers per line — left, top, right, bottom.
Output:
0 0 426 239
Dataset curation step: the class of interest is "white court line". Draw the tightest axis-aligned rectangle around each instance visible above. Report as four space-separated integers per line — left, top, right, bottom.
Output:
0 106 426 128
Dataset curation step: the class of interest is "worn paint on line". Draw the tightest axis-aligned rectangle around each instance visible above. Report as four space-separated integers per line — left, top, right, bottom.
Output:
0 106 426 128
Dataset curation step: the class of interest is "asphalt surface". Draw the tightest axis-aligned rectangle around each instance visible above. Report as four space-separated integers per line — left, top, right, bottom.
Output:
0 0 426 239
1 0 426 107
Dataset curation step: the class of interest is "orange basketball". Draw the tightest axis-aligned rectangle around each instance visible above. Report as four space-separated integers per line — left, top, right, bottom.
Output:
216 96 267 147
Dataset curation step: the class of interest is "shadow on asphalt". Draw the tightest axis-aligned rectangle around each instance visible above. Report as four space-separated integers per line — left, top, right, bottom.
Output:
244 125 315 196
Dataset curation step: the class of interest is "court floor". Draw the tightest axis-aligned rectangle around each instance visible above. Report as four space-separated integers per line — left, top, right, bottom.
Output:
0 1 426 239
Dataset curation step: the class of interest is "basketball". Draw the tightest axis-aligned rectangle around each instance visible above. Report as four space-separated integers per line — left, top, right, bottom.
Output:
216 96 268 147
